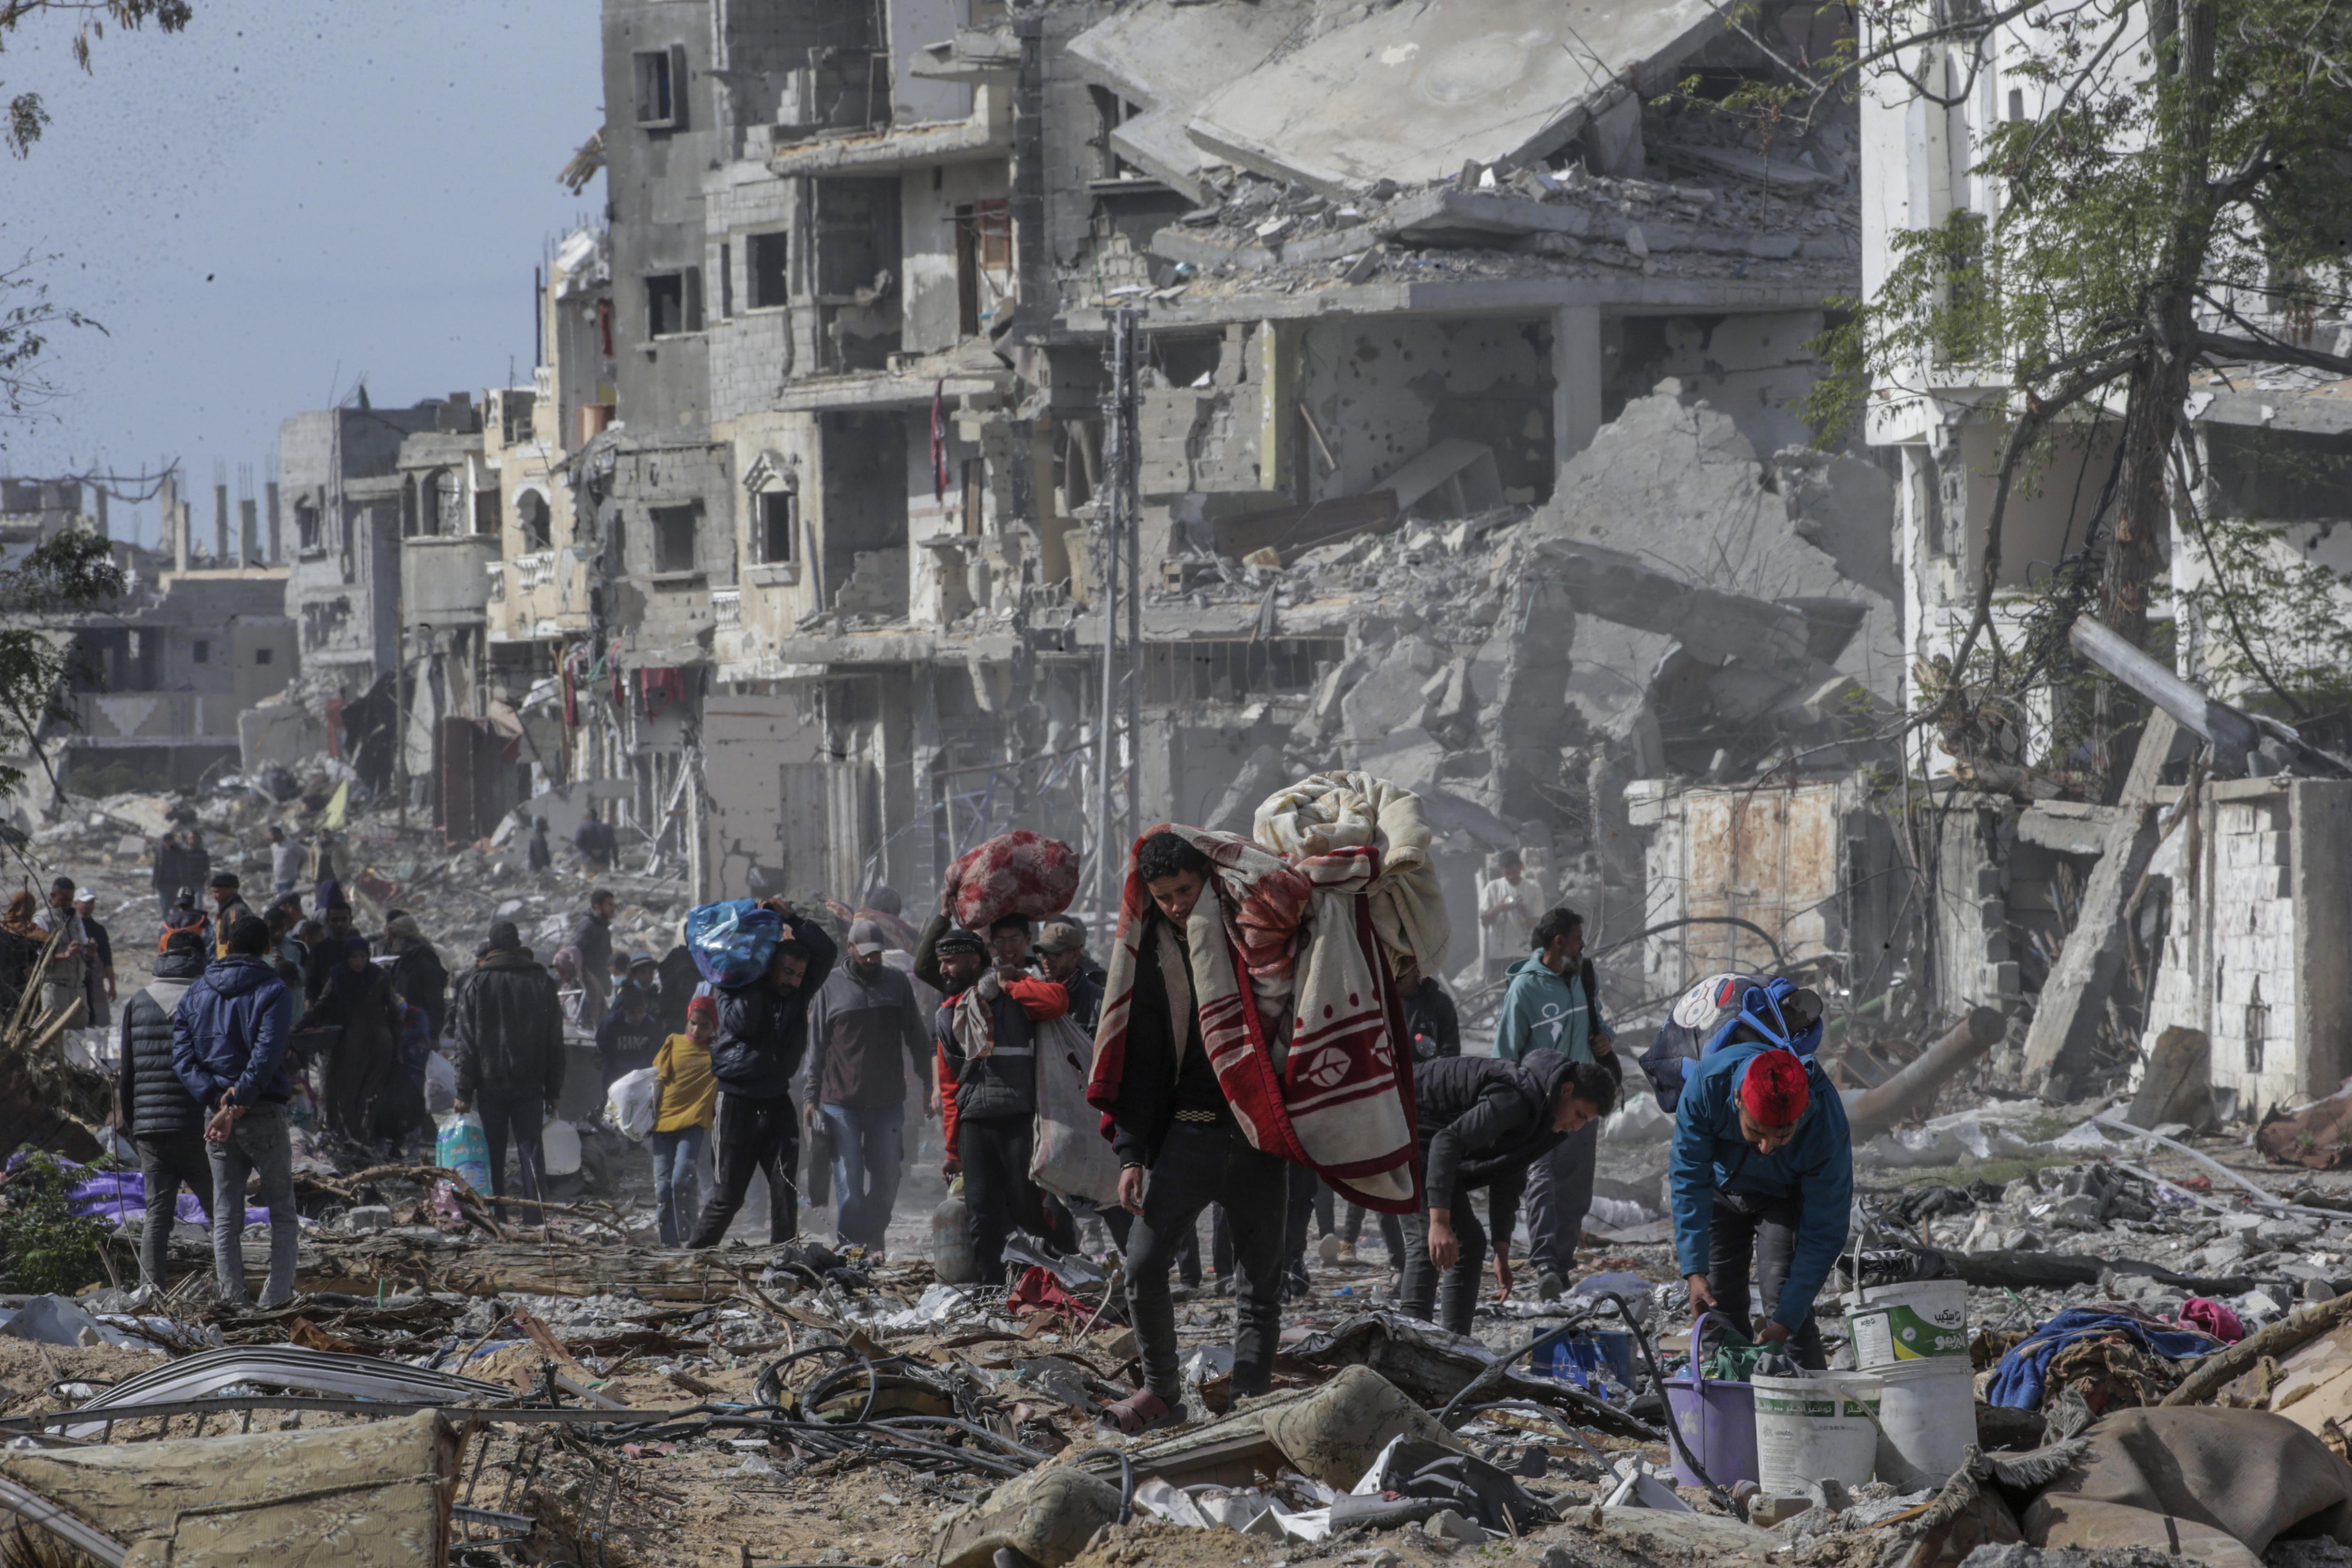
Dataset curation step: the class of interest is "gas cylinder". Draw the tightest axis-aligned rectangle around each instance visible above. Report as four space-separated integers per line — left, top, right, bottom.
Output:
931 1187 978 1283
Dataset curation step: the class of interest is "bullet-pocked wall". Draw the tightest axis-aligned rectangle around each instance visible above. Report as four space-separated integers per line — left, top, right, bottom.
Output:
1604 311 1832 458
1295 315 1557 506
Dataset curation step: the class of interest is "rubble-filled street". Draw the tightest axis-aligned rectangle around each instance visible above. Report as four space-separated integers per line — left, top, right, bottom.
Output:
7 0 2352 1562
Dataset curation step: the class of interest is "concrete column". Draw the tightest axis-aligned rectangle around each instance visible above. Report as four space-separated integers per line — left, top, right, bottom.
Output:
1255 320 1301 498
265 481 282 563
161 475 186 572
1552 305 1603 479
238 498 259 566
214 482 230 563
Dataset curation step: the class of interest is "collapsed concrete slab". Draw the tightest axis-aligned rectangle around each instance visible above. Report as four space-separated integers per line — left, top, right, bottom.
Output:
1182 0 1731 195
1064 0 1310 199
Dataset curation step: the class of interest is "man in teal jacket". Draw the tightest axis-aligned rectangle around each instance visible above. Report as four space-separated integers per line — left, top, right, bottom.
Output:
1494 906 1616 1297
1669 1036 1851 1369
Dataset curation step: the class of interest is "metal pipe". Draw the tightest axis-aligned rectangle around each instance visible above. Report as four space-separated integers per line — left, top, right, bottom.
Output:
1842 1005 2007 1139
2069 614 2260 766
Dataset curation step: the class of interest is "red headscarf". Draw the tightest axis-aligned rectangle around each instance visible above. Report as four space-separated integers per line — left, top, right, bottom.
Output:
1739 1048 1812 1126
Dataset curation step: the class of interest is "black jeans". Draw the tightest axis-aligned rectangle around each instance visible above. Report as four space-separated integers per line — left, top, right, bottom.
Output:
1525 1119 1598 1279
475 1090 546 1226
1100 1204 1200 1286
1124 1124 1289 1401
134 1132 213 1289
1706 1187 1828 1369
1400 1195 1488 1335
958 1114 1057 1285
1281 1165 1321 1294
1342 1200 1406 1259
688 1089 800 1247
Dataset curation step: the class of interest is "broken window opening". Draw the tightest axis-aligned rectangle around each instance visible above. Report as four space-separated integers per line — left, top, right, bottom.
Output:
474 486 502 536
295 498 322 553
431 470 464 536
501 390 536 447
634 47 684 129
645 271 704 337
757 489 797 565
255 647 274 666
401 476 421 539
719 241 733 318
2246 977 2269 1074
747 231 791 310
652 504 700 574
517 490 553 552
953 200 1010 338
193 638 211 665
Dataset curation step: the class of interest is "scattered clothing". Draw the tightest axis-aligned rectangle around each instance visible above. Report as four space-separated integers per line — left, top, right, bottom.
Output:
1987 1307 2220 1409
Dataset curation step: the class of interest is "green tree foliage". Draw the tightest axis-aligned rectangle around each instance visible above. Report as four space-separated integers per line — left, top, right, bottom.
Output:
1807 0 2352 706
0 526 125 802
1 0 193 158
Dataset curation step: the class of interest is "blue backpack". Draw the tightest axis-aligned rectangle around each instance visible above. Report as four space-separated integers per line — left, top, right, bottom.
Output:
1638 973 1824 1113
684 899 784 988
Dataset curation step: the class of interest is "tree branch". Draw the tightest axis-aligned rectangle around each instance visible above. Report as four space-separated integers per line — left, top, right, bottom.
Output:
2196 329 2352 378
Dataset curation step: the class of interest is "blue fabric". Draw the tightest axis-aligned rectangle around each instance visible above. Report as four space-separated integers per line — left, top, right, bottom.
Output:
1986 1309 2219 1408
1669 1041 1852 1331
687 900 785 987
1493 956 1610 1063
170 955 295 1108
1704 978 1824 1059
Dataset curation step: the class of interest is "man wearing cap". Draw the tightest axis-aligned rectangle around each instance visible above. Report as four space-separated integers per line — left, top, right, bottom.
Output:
1033 918 1105 1034
801 918 931 1253
450 921 566 1224
73 889 114 1031
1669 1037 1851 1369
207 872 252 959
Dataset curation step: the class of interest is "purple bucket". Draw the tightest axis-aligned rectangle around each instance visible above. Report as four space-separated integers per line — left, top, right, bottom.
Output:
1663 1313 1759 1488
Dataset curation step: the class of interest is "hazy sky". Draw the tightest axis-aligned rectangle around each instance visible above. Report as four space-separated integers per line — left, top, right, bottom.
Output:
0 1 604 547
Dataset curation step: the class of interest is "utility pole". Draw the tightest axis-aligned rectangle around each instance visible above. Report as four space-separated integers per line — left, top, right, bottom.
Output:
1095 307 1142 915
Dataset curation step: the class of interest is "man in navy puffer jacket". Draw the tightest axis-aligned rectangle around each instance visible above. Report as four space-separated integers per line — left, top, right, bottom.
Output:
117 929 214 1290
172 915 297 1306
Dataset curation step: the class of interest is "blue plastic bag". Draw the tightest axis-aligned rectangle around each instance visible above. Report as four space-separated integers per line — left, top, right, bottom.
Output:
686 899 785 988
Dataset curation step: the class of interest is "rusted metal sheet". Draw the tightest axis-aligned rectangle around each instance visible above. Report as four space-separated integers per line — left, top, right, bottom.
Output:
1672 782 1840 981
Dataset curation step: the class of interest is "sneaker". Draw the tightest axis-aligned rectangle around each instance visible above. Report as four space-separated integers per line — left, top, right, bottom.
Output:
1336 1241 1359 1266
1317 1234 1345 1265
1536 1272 1565 1302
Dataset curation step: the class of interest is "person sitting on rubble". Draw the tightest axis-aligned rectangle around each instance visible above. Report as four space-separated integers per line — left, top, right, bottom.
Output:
117 928 216 1293
1496 907 1621 1299
1091 831 1294 1435
683 902 837 1248
171 914 298 1310
596 975 665 1091
802 918 932 1257
1670 1030 1851 1370
651 994 720 1246
927 913 1077 1283
1407 1048 1617 1334
451 920 567 1226
526 815 553 874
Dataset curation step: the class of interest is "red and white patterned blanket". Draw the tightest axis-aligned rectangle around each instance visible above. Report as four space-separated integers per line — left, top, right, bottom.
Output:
945 830 1079 930
1084 824 1421 1213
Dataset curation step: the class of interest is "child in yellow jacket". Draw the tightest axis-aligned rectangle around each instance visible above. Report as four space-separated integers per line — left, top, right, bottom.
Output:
651 994 718 1246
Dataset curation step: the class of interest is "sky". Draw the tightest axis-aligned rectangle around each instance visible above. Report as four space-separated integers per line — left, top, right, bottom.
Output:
0 1 604 548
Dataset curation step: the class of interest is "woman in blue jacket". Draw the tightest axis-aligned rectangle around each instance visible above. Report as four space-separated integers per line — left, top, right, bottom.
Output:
1669 1039 1851 1368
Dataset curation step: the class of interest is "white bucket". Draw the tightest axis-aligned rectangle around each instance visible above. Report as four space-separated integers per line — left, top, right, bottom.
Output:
1753 1372 1883 1494
1874 1356 1974 1488
1844 1279 1969 1369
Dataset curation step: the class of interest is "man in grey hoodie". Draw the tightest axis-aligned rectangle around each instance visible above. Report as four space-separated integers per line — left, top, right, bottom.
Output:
1492 906 1621 1297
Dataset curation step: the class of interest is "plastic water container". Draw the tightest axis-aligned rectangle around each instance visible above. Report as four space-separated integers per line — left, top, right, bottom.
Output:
1874 1356 1974 1488
1844 1279 1968 1368
1753 1371 1883 1493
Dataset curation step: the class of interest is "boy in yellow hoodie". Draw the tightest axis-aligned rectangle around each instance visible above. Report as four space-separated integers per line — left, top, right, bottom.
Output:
651 994 719 1246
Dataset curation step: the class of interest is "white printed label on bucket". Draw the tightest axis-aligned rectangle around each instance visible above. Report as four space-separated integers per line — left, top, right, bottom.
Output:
1853 1306 1967 1364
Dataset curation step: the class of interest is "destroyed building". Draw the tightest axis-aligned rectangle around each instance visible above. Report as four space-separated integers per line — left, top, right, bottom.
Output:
534 0 1886 996
2 477 296 802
